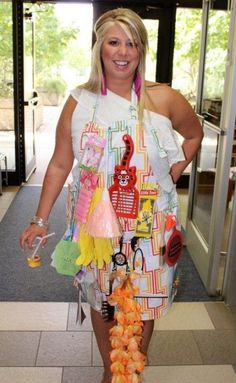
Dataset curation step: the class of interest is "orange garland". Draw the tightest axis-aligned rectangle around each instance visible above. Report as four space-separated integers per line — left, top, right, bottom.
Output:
108 270 146 383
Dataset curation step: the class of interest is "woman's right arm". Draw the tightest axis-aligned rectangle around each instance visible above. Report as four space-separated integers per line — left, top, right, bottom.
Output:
19 95 78 249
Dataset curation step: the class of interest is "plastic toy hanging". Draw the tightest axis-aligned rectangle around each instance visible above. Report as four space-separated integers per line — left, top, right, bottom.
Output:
109 134 139 219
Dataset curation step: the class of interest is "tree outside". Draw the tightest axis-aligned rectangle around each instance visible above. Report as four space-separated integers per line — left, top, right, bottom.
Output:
0 3 14 99
143 19 159 82
203 10 230 100
31 3 92 105
172 8 230 109
172 8 202 105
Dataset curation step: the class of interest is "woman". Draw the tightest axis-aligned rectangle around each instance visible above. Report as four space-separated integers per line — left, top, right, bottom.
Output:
20 8 203 383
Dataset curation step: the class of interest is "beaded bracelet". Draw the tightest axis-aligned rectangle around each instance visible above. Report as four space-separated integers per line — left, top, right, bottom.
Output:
30 215 49 229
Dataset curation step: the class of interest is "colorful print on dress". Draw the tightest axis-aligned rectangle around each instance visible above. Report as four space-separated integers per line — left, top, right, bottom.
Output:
109 134 139 219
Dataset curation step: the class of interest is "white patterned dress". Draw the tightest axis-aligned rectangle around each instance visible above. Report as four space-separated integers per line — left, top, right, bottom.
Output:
67 87 185 320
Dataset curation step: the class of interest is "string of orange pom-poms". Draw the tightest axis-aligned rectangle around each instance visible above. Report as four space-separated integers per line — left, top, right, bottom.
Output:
108 269 146 383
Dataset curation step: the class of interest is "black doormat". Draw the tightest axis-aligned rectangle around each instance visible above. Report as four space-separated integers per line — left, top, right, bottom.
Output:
175 245 222 302
0 186 220 302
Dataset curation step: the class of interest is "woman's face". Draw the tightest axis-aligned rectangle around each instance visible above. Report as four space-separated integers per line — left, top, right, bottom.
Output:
101 24 140 83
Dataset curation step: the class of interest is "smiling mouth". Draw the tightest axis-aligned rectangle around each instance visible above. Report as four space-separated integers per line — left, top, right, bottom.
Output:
113 60 129 66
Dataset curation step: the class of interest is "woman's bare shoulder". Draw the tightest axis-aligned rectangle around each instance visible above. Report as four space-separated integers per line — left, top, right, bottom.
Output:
145 82 190 107
56 95 78 127
145 81 178 95
144 81 179 115
145 80 169 89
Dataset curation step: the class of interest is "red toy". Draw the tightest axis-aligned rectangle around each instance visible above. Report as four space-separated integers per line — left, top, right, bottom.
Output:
109 134 139 219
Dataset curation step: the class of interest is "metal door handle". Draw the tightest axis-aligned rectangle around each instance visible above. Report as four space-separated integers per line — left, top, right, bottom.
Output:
24 90 39 107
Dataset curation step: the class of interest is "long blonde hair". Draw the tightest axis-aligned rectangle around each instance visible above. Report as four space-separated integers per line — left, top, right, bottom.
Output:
80 8 149 120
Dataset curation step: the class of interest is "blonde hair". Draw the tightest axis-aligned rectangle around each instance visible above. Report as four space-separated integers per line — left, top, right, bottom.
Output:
80 8 149 120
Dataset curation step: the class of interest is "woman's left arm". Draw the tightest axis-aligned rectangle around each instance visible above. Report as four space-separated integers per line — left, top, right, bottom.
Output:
169 89 204 183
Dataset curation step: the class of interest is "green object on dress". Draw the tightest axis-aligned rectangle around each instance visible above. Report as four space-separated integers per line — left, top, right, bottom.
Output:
53 240 81 276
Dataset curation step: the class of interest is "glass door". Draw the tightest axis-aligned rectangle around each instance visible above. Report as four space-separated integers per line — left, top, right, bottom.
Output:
172 7 202 181
23 5 38 180
186 0 233 295
0 2 15 181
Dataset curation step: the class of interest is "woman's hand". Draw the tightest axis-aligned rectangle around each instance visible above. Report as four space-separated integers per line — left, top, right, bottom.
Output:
19 224 48 250
170 161 189 184
19 95 77 251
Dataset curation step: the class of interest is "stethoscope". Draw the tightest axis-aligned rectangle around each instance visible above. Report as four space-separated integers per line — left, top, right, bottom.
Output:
112 236 129 271
112 236 144 272
131 236 144 271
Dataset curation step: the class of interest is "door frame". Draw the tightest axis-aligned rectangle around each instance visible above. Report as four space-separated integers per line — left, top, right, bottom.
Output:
186 0 236 296
13 0 37 184
12 1 25 185
221 0 236 304
12 0 38 185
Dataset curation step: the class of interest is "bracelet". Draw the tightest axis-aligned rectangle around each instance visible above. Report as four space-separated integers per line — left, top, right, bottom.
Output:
30 215 49 229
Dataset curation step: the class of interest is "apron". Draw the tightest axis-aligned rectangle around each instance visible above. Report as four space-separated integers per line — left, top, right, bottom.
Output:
69 89 183 321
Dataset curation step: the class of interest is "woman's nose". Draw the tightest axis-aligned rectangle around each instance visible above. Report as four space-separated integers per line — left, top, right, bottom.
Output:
118 43 128 55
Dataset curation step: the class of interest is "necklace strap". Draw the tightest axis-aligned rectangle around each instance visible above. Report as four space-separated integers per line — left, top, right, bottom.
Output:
90 94 100 122
129 87 138 119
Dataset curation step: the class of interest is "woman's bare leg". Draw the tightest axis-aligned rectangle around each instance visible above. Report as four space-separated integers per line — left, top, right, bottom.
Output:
141 319 154 364
90 307 114 383
91 307 154 382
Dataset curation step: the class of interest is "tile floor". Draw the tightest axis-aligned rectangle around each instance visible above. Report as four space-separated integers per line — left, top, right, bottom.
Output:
1 186 236 383
0 106 236 382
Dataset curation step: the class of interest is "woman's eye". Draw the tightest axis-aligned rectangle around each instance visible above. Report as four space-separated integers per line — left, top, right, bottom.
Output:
109 40 119 46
